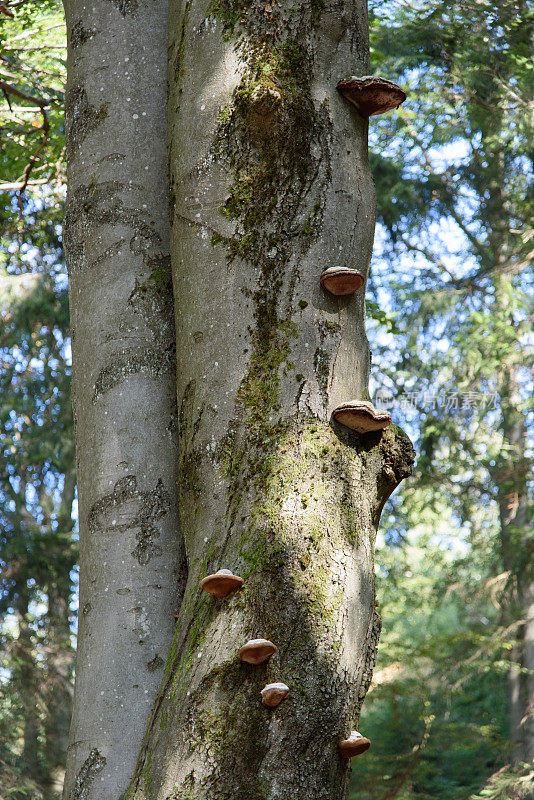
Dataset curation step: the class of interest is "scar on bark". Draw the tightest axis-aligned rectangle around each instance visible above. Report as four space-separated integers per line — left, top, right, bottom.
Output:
69 748 106 800
88 475 172 565
354 608 382 714
63 181 176 401
63 181 163 279
147 653 164 672
70 21 95 49
105 0 139 15
92 345 175 401
65 86 108 158
314 320 342 405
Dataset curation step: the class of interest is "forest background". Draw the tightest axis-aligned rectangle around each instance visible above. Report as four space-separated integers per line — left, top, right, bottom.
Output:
0 0 532 798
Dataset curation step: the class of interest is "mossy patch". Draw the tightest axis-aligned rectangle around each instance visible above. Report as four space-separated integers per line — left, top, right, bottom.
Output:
209 33 331 509
173 0 193 81
65 85 110 158
147 654 164 672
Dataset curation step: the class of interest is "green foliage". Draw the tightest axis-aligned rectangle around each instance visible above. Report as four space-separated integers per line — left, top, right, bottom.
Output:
0 203 75 799
351 0 533 796
0 6 72 799
350 501 509 800
470 763 534 800
0 0 65 205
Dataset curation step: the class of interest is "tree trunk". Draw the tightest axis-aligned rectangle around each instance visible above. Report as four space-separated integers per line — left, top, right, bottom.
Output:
485 161 533 765
125 2 414 798
45 583 75 799
44 467 76 798
61 1 186 797
496 355 533 763
14 598 45 790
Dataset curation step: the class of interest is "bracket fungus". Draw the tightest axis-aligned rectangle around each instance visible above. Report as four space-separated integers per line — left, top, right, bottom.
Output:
238 639 277 665
320 266 364 297
200 569 244 598
336 76 406 118
260 682 289 707
339 731 371 758
332 400 392 434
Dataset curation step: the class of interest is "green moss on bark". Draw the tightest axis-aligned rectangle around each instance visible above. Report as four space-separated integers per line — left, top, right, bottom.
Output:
209 28 332 509
124 3 413 798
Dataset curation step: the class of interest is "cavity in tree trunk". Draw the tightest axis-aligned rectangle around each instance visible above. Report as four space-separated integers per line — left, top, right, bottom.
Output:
62 0 414 798
61 1 186 797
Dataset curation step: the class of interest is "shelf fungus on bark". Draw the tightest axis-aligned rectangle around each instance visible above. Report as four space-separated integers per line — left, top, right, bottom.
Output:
320 266 364 296
332 400 392 434
338 731 371 758
238 639 277 665
336 76 406 118
200 569 244 598
260 682 289 707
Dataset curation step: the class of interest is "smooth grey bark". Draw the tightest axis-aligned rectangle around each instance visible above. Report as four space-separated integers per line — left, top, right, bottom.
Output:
125 2 414 798
61 2 186 798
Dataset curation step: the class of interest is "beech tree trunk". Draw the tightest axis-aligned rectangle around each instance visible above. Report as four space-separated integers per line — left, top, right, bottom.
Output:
62 1 414 798
124 1 413 798
61 1 186 797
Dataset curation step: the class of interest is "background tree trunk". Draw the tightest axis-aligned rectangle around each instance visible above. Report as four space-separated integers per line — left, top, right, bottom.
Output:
495 352 533 763
15 595 46 790
126 2 414 798
45 583 75 798
61 1 186 797
44 464 76 798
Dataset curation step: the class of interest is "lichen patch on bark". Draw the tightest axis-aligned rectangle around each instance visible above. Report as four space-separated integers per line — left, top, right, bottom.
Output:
70 20 95 49
63 180 177 402
65 85 108 159
105 0 139 15
69 748 106 800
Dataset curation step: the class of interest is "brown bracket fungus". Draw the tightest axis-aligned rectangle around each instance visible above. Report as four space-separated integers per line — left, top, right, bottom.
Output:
260 682 289 707
339 731 371 758
336 76 406 118
238 639 277 665
200 569 244 598
320 266 364 297
332 400 392 434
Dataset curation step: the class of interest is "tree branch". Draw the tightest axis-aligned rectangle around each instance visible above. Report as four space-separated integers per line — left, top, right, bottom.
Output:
0 80 50 208
382 715 434 800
